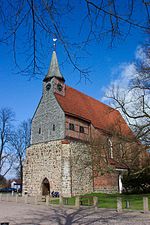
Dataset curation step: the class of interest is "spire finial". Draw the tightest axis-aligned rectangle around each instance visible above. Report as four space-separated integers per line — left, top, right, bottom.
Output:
53 38 57 51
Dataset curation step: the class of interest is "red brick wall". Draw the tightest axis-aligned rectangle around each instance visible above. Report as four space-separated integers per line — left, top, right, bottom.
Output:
94 172 118 192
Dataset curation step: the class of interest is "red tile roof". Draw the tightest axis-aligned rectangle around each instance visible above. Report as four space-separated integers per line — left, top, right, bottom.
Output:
55 85 133 137
109 158 128 169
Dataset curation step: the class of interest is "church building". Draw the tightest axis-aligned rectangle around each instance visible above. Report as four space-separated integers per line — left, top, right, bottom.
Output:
23 50 132 197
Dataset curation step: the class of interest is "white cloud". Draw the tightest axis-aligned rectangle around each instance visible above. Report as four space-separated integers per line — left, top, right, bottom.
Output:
110 61 137 88
102 46 144 101
101 45 150 144
135 45 145 61
101 45 149 122
135 45 150 67
101 62 137 104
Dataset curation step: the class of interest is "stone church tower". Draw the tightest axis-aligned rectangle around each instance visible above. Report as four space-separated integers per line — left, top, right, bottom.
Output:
23 50 129 197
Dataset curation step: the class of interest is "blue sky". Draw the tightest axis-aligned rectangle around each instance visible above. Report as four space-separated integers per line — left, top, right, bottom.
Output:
0 2 148 126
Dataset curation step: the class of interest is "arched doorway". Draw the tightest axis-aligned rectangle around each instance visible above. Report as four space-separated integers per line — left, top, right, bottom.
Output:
41 178 50 196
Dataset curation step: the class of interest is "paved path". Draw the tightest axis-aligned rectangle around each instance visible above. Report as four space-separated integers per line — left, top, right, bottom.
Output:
0 201 150 225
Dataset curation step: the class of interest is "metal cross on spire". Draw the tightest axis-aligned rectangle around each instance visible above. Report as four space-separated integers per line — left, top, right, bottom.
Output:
53 38 57 51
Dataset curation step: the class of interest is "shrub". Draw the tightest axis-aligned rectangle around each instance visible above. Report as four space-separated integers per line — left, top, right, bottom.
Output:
122 167 150 194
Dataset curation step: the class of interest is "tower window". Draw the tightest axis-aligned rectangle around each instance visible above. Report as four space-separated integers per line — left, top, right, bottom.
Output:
39 128 41 134
57 83 63 92
69 123 75 131
46 83 51 91
79 126 84 133
53 124 55 131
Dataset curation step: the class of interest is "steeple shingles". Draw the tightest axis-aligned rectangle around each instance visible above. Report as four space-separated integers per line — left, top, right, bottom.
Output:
43 51 65 82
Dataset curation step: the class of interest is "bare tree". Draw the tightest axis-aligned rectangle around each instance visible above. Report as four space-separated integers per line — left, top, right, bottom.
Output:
0 175 7 187
0 1 150 78
69 103 146 182
11 119 31 185
105 44 150 146
72 127 142 184
0 107 15 178
72 136 113 178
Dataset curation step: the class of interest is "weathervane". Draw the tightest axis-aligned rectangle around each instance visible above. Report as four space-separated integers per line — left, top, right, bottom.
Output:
53 38 57 51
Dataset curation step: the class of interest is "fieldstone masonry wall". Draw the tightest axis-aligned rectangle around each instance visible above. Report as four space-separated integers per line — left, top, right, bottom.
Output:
70 141 93 195
23 139 120 196
23 140 94 197
23 141 62 196
61 142 72 197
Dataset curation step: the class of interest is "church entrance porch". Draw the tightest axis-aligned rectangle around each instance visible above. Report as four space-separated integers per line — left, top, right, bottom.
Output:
41 178 50 196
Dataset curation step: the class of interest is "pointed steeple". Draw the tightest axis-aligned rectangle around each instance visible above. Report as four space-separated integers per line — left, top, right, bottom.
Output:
43 51 65 82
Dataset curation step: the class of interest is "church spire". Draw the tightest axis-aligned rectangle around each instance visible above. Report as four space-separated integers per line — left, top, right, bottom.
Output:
43 50 65 82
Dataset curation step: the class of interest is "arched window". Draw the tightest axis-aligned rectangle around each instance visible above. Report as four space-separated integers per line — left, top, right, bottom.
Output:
108 139 113 159
119 143 124 158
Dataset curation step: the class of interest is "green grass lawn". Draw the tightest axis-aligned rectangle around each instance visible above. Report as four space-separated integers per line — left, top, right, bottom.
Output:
50 198 59 204
49 197 75 205
81 193 150 210
49 193 150 210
